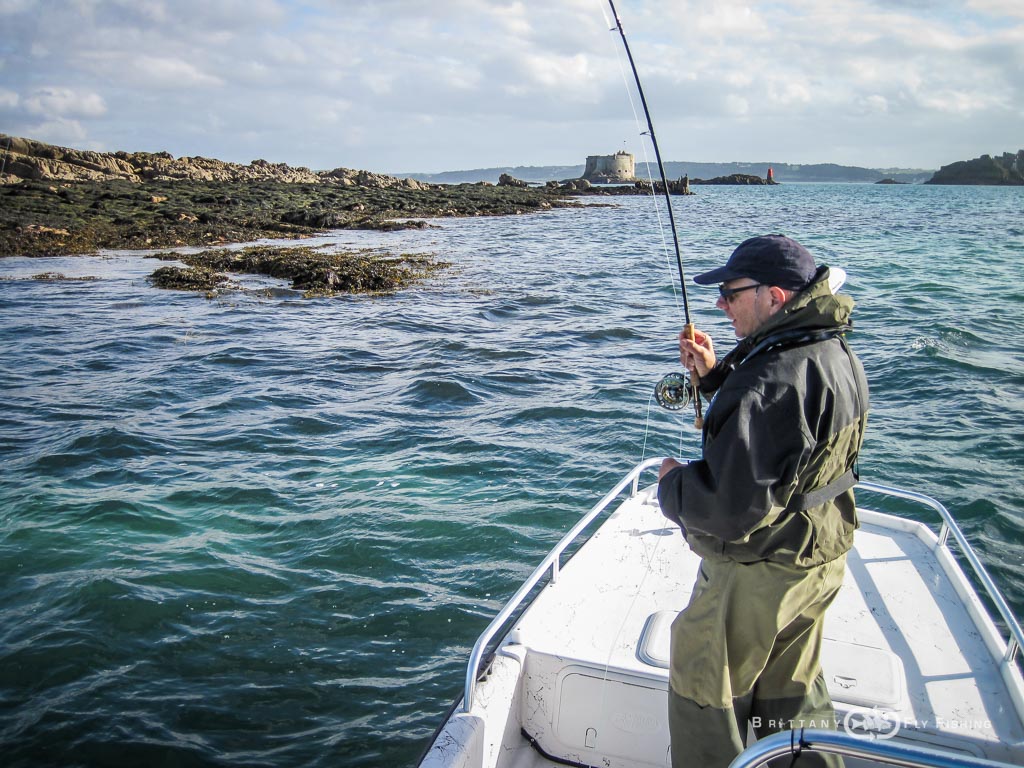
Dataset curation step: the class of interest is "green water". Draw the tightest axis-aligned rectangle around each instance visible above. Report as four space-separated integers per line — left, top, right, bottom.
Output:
1 185 1022 766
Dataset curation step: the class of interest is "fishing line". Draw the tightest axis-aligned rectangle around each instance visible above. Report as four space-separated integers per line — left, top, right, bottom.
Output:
640 384 688 465
561 7 696 765
601 6 695 435
599 4 683 323
604 0 704 430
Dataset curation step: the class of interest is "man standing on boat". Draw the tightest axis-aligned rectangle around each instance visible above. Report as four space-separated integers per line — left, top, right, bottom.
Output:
657 234 869 768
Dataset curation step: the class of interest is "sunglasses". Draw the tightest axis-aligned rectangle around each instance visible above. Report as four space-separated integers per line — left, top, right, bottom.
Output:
718 283 761 303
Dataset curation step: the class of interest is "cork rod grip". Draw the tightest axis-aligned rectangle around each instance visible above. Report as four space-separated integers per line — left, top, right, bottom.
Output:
684 324 704 430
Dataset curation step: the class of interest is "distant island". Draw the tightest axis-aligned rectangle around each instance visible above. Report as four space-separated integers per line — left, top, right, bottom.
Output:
925 150 1024 185
403 151 1024 187
403 160 935 185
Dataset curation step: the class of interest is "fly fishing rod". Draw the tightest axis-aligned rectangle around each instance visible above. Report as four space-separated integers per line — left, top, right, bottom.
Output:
606 0 703 429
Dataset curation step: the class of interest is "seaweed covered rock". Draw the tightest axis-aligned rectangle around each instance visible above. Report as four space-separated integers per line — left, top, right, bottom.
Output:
691 174 771 185
150 265 231 292
0 172 578 257
150 245 450 298
281 209 350 228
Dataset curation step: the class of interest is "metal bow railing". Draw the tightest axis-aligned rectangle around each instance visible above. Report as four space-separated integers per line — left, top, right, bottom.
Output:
729 728 1017 768
461 456 664 712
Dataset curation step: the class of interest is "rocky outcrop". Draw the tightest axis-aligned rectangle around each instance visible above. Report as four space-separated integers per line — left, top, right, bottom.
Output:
553 178 591 192
129 152 321 184
691 174 771 185
0 133 427 189
633 177 693 195
320 167 423 189
497 173 528 187
1 135 138 182
926 151 1024 185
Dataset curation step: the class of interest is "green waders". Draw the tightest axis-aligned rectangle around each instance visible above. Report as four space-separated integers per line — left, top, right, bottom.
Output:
668 554 847 768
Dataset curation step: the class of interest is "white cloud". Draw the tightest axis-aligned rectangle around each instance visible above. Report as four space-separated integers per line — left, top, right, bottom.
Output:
262 35 308 67
24 87 107 118
0 0 1020 171
435 57 482 91
519 52 594 92
489 1 531 37
362 71 396 96
966 0 1024 19
724 95 750 117
691 3 768 39
22 117 90 146
916 89 1007 114
115 0 166 24
133 56 224 88
857 94 890 115
0 0 35 13
765 79 813 107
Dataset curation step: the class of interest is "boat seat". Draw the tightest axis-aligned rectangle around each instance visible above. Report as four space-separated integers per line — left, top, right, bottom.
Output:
638 610 907 710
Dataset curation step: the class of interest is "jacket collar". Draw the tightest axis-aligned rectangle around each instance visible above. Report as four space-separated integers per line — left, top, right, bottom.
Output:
726 267 855 363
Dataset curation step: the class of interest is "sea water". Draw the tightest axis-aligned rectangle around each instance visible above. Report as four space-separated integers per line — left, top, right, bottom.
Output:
1 184 1022 767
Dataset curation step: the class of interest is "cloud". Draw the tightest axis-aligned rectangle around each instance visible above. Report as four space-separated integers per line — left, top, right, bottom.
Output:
0 0 1020 172
21 117 91 147
966 0 1024 18
132 56 225 88
517 52 596 93
24 87 107 118
0 0 35 13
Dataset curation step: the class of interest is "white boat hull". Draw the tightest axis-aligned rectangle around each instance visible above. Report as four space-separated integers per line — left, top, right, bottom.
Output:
420 461 1024 768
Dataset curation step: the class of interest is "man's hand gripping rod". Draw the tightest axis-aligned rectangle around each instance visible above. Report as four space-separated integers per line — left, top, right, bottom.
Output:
684 324 704 430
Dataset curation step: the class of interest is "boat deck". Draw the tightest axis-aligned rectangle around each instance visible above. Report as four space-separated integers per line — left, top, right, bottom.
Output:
468 484 1024 768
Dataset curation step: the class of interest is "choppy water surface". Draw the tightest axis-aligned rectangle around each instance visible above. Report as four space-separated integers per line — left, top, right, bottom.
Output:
1 184 1022 767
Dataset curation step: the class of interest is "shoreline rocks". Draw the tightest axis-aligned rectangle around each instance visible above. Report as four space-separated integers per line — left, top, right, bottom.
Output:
0 175 573 259
0 133 785 263
0 134 396 187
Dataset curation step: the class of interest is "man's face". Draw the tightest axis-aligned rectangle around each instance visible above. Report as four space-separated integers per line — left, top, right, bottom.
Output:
716 278 772 338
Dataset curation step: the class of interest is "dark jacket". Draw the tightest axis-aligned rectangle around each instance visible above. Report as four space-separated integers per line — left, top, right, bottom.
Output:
658 268 869 567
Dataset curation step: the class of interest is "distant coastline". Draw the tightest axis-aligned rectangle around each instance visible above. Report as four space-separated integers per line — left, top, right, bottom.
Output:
401 161 935 185
401 151 1024 188
3 133 1022 269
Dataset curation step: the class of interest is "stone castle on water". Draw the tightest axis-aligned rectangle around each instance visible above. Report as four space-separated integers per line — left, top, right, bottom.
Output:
583 150 635 183
581 149 776 190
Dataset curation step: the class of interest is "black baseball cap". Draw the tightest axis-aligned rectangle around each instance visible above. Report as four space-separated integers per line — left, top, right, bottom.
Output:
693 234 816 290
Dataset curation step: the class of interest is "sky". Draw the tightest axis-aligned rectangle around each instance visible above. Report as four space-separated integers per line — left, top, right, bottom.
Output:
1 0 1022 175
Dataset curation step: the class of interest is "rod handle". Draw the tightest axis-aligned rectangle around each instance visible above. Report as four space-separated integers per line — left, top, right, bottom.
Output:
684 324 704 430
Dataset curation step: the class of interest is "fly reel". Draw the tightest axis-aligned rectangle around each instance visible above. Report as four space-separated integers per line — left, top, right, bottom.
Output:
654 372 693 411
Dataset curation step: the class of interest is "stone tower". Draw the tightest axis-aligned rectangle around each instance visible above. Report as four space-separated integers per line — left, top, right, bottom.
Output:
583 150 635 182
